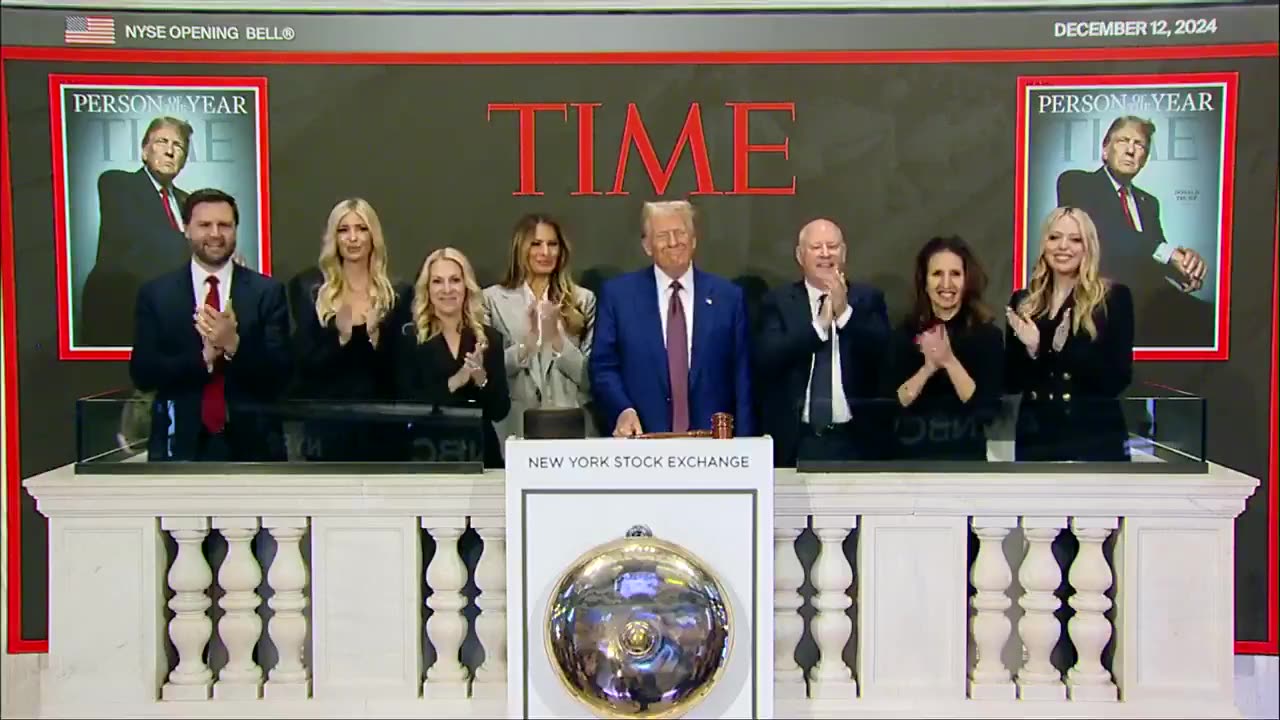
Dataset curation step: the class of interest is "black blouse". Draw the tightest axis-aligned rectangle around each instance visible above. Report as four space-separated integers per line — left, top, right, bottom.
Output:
289 274 410 402
882 311 1005 461
396 323 512 467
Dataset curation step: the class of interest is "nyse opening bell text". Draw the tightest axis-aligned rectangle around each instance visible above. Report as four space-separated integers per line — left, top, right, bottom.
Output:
124 24 295 41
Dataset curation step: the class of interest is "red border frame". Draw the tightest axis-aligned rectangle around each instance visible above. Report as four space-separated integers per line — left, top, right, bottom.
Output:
1012 72 1238 363
2 43 1277 657
47 73 272 361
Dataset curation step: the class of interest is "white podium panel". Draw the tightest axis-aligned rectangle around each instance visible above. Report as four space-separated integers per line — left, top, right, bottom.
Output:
506 437 775 719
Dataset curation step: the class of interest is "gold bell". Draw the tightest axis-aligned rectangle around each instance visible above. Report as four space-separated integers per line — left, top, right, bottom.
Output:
544 524 734 718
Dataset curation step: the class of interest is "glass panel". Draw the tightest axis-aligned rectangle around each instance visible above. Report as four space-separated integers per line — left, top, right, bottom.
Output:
793 394 1206 472
74 393 490 472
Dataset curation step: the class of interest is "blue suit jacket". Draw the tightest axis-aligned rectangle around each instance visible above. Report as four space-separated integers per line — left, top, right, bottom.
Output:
590 266 755 435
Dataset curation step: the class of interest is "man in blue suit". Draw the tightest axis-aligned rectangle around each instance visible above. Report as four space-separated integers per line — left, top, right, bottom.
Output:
590 200 755 437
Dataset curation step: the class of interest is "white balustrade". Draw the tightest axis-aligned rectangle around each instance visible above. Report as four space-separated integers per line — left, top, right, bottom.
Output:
773 519 807 700
470 522 506 699
1065 517 1119 702
1016 517 1067 701
161 517 214 702
263 516 310 700
22 463 1257 718
808 520 857 701
421 519 469 699
212 516 264 700
968 516 1016 700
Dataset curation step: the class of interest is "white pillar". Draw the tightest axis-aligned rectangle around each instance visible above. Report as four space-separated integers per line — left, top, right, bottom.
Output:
969 517 1016 700
1017 517 1066 701
161 517 214 701
471 523 507 699
263 516 310 700
774 519 807 700
422 519 469 699
1066 517 1118 702
809 520 857 700
212 516 264 700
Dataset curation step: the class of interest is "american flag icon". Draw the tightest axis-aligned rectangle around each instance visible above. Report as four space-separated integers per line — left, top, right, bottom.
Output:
64 16 115 45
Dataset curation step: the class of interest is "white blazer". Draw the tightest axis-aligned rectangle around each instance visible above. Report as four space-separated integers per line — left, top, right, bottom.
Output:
482 283 598 444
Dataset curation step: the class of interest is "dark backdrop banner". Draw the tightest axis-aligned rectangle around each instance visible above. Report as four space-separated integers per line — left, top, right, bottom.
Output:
1 4 1277 654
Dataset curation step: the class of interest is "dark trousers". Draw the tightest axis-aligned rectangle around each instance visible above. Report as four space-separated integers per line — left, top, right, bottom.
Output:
796 422 863 462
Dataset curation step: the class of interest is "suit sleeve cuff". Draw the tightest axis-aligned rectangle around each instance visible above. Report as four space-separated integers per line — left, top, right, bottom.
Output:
1152 242 1174 265
834 305 853 330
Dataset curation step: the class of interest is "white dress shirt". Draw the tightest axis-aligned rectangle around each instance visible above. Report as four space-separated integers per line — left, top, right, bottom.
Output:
655 265 694 366
144 166 185 231
191 257 233 310
1105 167 1173 264
802 281 853 425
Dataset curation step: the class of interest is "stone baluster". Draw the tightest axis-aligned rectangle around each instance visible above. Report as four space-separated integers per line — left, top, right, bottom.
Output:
161 517 214 701
213 517 264 700
809 519 858 700
263 516 311 699
471 522 507 698
422 518 469 699
1066 517 1119 702
774 519 807 699
968 517 1016 700
1016 517 1067 700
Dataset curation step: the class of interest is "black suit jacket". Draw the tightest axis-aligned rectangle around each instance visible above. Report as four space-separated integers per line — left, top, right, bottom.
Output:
1055 167 1212 348
129 263 292 461
81 168 190 348
754 280 889 466
1004 285 1134 461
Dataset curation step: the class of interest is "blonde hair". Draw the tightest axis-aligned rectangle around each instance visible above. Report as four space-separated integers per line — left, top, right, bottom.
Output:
641 200 695 239
1017 207 1109 340
499 213 587 337
315 198 398 345
412 247 488 345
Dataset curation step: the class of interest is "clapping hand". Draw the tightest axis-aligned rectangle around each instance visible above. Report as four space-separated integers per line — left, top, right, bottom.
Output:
462 345 487 387
1005 307 1040 356
918 324 953 370
537 300 563 351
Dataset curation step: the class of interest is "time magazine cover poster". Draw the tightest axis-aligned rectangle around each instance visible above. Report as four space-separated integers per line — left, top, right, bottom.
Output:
1014 72 1238 361
50 74 271 360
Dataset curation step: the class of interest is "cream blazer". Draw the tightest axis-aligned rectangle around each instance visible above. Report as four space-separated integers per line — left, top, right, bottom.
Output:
482 283 598 445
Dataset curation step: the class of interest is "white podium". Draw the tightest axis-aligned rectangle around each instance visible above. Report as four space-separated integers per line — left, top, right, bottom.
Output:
505 437 775 719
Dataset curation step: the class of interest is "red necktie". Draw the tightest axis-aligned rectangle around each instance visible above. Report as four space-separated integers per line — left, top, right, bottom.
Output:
200 276 226 434
666 280 689 433
1118 186 1136 230
160 187 178 230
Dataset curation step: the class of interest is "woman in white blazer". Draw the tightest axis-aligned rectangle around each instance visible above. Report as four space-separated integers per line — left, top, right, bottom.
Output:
483 213 597 446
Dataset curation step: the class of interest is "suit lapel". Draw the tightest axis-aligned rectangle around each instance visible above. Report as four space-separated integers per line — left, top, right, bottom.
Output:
174 267 202 352
689 270 714 391
229 265 251 333
640 271 671 395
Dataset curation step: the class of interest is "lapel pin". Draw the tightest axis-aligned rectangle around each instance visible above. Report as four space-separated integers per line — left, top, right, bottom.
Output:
705 297 713 305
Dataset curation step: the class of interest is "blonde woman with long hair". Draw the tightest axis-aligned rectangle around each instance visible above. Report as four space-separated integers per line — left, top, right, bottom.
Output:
291 198 409 460
397 247 510 467
483 213 598 445
1005 206 1135 461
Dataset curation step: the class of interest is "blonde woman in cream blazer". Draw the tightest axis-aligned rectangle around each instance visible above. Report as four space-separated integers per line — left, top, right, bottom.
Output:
483 213 598 448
